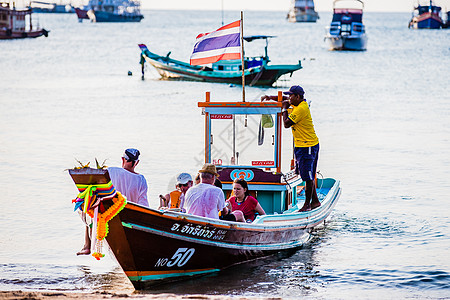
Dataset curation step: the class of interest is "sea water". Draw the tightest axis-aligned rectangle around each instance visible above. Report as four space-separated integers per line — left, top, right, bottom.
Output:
0 10 449 299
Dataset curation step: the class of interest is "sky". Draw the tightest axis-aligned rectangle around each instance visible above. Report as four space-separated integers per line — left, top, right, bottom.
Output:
141 0 450 12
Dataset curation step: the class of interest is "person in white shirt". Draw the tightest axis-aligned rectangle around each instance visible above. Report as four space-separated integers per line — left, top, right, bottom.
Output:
184 164 227 219
77 148 148 255
108 148 149 207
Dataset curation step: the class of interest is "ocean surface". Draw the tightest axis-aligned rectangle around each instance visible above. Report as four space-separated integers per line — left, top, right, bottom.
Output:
1 9 449 299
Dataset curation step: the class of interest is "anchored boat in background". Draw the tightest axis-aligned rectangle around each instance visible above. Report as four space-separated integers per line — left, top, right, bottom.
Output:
0 1 49 39
68 92 341 289
324 0 367 51
75 0 143 22
287 0 319 23
139 36 302 87
408 0 443 29
29 1 74 13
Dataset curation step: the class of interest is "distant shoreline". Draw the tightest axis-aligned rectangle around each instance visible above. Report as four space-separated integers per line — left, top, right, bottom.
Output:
0 291 264 300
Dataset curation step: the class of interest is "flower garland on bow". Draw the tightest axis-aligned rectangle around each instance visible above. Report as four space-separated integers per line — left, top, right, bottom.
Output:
72 182 127 260
91 192 126 260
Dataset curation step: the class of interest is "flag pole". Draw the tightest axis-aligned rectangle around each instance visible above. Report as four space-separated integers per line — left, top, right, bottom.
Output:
240 11 245 102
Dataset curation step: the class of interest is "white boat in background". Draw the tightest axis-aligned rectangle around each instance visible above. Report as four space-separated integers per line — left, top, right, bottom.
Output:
287 0 319 22
324 0 367 51
76 0 143 22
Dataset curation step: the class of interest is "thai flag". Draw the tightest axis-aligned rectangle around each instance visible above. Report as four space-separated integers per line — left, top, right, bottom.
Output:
190 20 241 66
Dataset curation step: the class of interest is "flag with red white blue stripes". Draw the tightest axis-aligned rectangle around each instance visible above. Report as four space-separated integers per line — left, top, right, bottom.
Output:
190 20 241 66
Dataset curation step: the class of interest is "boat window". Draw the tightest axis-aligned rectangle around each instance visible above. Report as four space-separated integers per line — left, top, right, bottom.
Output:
341 23 351 33
210 114 276 167
218 65 224 71
353 24 364 33
329 25 340 34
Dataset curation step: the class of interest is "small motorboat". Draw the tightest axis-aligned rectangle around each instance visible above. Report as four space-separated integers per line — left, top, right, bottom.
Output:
408 0 443 29
139 36 302 87
287 0 319 23
68 91 341 289
0 1 49 39
324 0 367 51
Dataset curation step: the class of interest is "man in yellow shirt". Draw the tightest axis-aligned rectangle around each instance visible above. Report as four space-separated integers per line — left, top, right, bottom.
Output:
261 85 320 212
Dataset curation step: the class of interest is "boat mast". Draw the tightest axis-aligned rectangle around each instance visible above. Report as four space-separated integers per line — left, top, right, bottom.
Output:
230 11 245 165
240 10 245 102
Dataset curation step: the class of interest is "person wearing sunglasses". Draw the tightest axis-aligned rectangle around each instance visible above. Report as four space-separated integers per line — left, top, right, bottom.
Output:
160 173 193 212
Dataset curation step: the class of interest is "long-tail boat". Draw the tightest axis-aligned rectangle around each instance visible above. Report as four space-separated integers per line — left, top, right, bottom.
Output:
138 36 302 87
69 92 341 289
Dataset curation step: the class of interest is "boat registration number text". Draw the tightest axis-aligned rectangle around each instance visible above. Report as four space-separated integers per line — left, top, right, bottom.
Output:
171 223 227 240
155 247 195 268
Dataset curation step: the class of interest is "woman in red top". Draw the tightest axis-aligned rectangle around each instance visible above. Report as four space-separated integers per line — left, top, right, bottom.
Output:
227 178 266 222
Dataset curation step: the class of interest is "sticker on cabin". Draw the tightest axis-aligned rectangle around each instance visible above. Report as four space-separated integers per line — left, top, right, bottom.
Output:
252 161 275 166
230 169 254 181
212 159 223 165
210 114 233 119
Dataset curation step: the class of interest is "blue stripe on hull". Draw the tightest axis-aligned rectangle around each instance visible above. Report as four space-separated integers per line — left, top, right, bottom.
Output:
128 269 220 282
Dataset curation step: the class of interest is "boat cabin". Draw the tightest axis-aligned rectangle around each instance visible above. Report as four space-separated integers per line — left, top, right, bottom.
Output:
329 8 365 36
198 92 304 215
211 35 273 73
0 2 29 31
416 3 441 15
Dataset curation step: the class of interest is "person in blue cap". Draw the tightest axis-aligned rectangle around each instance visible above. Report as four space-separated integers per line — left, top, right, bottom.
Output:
108 148 149 207
261 85 320 212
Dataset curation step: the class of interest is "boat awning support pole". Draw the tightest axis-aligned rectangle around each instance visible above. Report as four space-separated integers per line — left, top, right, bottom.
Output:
240 11 245 102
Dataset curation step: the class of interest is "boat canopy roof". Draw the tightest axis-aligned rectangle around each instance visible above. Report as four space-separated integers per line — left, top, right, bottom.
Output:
416 5 441 14
333 0 364 10
332 9 363 23
243 35 275 42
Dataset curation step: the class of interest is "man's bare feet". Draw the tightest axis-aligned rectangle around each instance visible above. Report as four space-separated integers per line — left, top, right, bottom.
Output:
76 248 91 255
298 204 311 212
311 202 321 210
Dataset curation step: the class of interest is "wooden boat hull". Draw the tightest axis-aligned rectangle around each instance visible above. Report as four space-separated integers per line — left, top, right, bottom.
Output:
103 178 340 288
140 45 301 87
287 10 319 22
325 34 367 51
409 13 443 29
0 28 48 39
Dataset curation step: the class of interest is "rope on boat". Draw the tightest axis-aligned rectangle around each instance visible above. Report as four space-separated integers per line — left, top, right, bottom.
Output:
249 66 264 86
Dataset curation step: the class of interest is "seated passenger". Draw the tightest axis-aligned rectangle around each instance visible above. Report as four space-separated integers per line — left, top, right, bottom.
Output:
227 178 266 222
194 173 201 185
184 164 227 219
160 173 193 211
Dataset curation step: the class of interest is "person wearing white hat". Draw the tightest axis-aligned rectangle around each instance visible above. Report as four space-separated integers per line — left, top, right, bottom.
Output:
160 173 193 211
